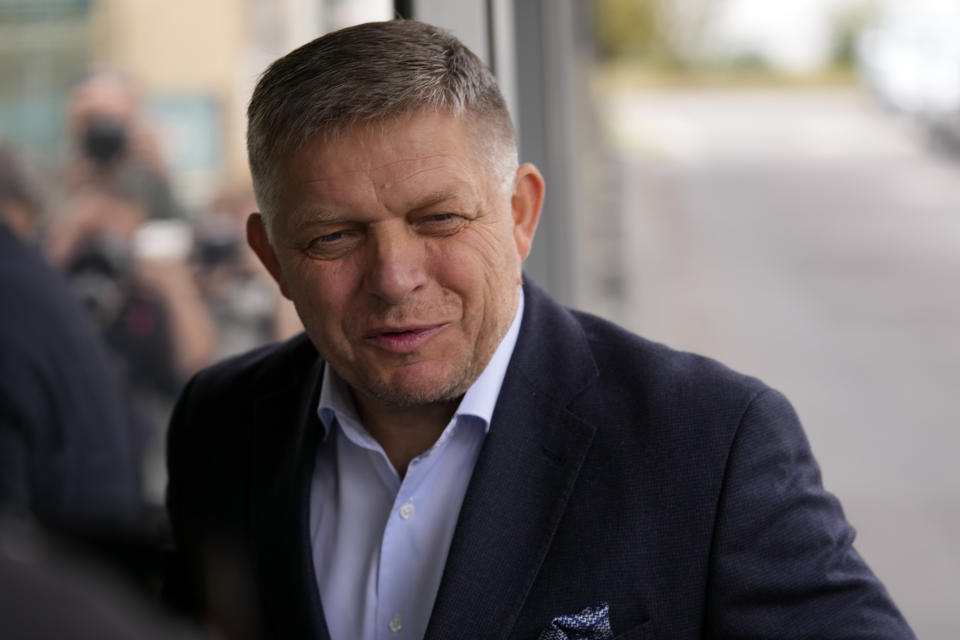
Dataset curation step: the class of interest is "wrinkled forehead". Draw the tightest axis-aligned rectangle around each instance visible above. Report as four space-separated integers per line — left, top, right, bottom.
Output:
271 111 498 218
286 112 486 181
298 108 498 160
255 107 515 237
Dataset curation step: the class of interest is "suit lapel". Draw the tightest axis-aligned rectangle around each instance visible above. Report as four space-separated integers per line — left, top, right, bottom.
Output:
248 352 331 640
425 281 600 640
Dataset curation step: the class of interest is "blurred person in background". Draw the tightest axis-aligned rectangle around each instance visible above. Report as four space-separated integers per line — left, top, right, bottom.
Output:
50 186 215 422
60 68 182 223
45 70 216 496
0 141 144 533
193 183 302 360
49 183 216 471
0 143 44 243
1 141 204 636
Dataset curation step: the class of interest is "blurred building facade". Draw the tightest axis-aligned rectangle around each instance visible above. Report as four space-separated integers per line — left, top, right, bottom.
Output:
0 0 603 309
0 0 386 211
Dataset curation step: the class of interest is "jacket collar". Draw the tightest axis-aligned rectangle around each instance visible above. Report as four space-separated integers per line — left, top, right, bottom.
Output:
249 346 330 639
425 277 600 639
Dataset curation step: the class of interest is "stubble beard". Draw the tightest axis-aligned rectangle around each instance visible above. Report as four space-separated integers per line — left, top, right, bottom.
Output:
349 349 482 409
335 302 514 410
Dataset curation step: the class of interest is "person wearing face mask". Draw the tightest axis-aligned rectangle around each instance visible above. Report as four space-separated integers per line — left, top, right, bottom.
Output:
46 71 215 505
62 69 181 222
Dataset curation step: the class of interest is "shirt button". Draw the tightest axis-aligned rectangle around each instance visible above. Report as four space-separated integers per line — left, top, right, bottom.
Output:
388 615 403 633
398 501 415 520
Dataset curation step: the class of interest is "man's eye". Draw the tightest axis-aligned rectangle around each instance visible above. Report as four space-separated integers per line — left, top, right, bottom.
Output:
304 229 360 258
307 230 347 247
416 214 465 235
318 231 345 243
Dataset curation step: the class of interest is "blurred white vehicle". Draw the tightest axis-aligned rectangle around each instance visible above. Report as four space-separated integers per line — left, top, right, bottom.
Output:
858 2 960 146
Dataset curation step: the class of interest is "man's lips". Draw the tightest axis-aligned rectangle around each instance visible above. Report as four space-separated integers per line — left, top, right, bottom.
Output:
363 324 447 354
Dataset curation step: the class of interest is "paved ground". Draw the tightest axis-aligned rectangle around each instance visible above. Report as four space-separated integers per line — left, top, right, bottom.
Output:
597 87 960 638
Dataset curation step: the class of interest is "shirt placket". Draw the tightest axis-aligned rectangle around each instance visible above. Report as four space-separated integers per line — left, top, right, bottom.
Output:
374 434 447 640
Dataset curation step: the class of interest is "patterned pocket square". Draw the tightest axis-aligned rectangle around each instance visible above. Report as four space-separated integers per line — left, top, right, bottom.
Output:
538 603 614 640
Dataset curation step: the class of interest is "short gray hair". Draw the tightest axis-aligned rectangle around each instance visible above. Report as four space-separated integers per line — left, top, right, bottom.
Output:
247 19 518 229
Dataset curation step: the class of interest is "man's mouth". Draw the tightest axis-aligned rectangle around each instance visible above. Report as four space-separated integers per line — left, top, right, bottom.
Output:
363 324 447 354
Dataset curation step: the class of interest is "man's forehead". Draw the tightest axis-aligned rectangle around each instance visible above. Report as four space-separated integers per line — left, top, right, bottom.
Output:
286 149 478 193
284 182 475 227
288 133 471 184
281 116 483 185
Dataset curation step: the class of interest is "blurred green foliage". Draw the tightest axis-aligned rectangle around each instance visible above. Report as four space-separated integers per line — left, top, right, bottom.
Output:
594 0 681 67
593 0 865 85
594 0 656 58
593 0 720 71
828 0 879 69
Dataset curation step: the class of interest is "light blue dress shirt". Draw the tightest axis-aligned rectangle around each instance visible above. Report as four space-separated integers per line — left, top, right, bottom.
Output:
310 293 524 640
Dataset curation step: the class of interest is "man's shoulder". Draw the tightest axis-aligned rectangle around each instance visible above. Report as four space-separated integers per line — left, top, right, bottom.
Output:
572 307 765 396
520 277 766 399
565 308 776 441
166 333 320 500
518 279 774 433
184 331 319 399
169 332 320 445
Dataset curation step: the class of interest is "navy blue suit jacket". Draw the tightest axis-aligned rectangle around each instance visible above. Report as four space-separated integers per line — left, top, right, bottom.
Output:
0 221 142 528
165 279 914 639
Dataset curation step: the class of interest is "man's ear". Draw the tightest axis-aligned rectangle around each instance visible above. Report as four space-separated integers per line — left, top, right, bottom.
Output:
510 163 544 261
247 213 292 299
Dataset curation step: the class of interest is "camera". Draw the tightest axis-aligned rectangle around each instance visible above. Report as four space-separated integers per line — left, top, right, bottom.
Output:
81 116 128 167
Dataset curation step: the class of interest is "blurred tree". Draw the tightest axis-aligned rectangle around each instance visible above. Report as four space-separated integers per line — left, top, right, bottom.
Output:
594 0 662 61
593 0 722 70
829 0 879 70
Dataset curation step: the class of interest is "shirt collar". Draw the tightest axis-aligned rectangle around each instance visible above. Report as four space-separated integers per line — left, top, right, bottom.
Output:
316 289 524 441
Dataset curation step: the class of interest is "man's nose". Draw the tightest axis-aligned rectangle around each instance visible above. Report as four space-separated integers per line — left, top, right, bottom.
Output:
362 225 428 304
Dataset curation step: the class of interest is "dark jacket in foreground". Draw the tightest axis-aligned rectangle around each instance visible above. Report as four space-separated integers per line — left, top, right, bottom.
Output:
0 220 142 528
165 279 914 639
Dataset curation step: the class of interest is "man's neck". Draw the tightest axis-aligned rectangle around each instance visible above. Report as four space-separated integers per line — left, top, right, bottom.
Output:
351 391 460 478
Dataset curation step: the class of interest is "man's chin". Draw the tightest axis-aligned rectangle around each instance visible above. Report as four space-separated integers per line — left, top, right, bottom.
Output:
353 366 474 409
360 380 467 409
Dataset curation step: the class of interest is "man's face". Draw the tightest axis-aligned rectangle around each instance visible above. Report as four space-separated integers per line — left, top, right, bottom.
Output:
250 111 542 409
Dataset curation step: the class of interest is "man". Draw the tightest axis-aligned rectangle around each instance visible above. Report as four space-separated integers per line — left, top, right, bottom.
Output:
165 20 914 640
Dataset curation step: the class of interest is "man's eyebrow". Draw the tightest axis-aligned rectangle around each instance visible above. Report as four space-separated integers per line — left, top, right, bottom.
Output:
408 188 459 213
287 188 462 229
289 207 343 230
